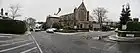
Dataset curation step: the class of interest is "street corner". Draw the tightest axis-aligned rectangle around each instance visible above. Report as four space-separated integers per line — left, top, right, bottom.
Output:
108 34 140 42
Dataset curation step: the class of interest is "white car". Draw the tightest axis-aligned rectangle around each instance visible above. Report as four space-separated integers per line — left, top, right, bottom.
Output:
46 28 55 33
51 28 57 31
34 29 41 32
59 29 63 31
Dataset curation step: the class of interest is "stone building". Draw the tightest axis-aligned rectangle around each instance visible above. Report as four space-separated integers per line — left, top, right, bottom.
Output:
60 2 91 30
45 15 60 28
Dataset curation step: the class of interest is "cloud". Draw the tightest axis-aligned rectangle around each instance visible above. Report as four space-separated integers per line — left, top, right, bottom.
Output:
1 0 140 21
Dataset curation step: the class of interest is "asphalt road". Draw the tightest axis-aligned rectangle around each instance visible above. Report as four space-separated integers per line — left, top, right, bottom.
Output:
0 34 40 53
31 31 119 53
1 31 140 53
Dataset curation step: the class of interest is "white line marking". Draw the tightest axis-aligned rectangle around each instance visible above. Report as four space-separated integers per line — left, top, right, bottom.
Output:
0 38 26 43
0 34 14 35
0 42 34 52
0 36 11 37
0 34 20 36
20 47 37 53
0 40 30 47
107 43 117 51
30 34 43 53
91 47 102 50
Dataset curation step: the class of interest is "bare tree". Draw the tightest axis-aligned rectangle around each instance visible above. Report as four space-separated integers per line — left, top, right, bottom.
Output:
26 17 36 29
92 7 108 29
9 4 22 19
92 7 108 23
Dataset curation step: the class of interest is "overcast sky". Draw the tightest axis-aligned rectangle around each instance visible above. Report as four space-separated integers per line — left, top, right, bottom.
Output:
0 0 140 22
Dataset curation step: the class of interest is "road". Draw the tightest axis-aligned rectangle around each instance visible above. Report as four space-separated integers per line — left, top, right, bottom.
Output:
31 31 140 53
1 31 140 53
0 34 40 53
31 31 118 53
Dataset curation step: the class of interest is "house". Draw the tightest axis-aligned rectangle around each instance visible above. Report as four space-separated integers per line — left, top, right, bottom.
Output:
45 15 60 28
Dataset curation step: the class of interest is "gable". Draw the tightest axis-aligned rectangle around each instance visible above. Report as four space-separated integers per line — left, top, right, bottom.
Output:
78 2 87 11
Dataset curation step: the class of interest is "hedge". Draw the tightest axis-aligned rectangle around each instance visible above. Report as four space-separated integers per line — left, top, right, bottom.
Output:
0 19 27 34
126 21 140 31
61 30 77 33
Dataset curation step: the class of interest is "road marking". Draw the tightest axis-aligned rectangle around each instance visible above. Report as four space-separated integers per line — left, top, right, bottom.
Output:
0 39 26 43
30 34 43 53
107 43 117 51
20 47 37 53
0 40 30 47
0 36 11 37
0 42 34 52
91 47 102 50
0 34 21 36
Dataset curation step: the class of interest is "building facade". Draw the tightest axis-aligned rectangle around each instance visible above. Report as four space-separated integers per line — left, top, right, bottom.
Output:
45 15 60 28
60 2 91 30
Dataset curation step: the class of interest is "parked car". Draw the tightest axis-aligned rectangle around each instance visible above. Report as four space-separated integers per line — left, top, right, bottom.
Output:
51 28 57 32
59 29 63 31
34 28 41 32
46 28 57 33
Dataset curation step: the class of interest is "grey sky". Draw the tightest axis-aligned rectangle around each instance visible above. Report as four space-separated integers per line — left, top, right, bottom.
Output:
0 0 140 22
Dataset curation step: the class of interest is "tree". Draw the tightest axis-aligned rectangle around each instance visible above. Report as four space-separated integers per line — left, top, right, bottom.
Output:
9 4 22 19
26 17 36 29
92 7 108 22
119 3 131 30
120 3 131 25
92 7 108 28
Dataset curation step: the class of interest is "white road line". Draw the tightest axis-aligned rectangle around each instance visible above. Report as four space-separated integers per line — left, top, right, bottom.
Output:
0 34 14 35
107 43 117 51
0 36 11 37
0 42 34 52
0 34 20 36
0 39 25 43
20 47 37 53
30 34 43 53
0 40 30 47
91 47 102 50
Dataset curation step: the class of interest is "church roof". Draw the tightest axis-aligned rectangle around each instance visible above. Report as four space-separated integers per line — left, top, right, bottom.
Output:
78 2 87 11
48 14 59 18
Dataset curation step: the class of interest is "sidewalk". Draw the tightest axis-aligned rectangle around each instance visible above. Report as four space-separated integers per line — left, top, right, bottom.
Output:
108 34 140 41
54 32 79 35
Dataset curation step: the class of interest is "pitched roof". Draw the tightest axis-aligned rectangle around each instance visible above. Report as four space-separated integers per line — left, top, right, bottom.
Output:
78 2 87 11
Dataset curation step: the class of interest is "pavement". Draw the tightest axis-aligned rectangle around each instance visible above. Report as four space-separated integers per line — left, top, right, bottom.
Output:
54 32 79 35
54 31 115 36
108 34 140 42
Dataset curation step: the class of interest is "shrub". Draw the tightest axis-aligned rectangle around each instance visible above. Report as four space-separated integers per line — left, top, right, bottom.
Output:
0 19 27 34
126 21 140 31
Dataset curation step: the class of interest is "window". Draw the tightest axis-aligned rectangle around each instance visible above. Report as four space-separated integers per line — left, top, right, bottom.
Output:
80 24 82 28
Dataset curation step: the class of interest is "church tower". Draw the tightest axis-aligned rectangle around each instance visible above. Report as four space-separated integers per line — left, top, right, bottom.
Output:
73 1 90 29
76 1 89 21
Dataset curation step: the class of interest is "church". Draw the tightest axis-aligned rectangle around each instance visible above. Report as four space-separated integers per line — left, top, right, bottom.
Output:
59 2 92 30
